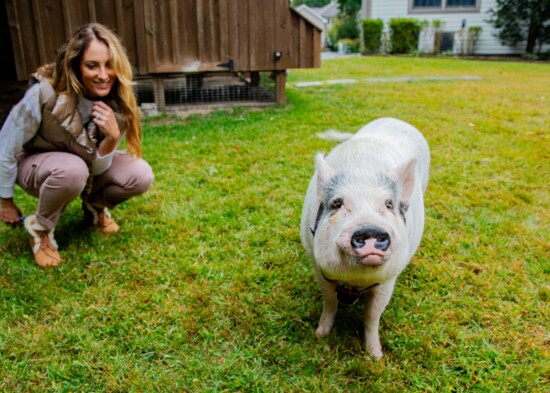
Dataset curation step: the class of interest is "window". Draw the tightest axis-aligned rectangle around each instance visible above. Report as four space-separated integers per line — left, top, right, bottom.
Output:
447 0 476 6
412 0 478 12
413 0 442 6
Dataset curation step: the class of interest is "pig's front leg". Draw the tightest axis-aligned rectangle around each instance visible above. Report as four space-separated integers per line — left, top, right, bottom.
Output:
363 281 396 359
314 271 339 337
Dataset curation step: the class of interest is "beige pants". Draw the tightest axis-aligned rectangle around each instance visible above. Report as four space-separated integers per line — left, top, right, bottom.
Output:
17 151 153 230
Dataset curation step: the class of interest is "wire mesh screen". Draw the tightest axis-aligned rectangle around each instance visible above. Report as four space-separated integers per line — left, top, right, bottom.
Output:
135 72 276 113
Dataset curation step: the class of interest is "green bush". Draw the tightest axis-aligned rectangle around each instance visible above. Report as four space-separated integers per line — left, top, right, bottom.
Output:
338 38 360 53
335 17 360 41
327 18 360 50
361 19 384 54
389 18 421 54
326 26 339 51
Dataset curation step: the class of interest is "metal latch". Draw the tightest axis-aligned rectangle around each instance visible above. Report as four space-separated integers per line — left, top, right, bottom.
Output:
217 59 234 71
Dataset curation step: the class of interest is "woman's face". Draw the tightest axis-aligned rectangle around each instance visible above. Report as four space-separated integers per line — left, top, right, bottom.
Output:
80 38 116 98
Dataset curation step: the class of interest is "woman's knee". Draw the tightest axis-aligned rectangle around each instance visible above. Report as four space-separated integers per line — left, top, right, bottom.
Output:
103 154 154 195
52 157 89 194
130 159 154 194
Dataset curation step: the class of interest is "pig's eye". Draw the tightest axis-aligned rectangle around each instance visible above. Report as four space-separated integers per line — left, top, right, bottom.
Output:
385 199 394 210
329 198 344 210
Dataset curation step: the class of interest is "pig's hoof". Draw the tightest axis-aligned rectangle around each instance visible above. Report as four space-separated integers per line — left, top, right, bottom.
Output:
368 348 384 360
315 325 331 337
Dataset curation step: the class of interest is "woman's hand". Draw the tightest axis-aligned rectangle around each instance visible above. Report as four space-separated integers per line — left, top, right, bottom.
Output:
0 198 23 228
93 101 121 155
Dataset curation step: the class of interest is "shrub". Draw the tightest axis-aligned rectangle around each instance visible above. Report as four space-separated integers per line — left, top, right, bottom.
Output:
362 19 384 54
336 17 360 41
326 26 339 51
466 26 483 54
389 18 421 54
338 38 360 53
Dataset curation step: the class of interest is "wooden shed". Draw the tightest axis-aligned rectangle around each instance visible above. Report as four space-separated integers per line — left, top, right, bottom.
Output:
4 0 321 110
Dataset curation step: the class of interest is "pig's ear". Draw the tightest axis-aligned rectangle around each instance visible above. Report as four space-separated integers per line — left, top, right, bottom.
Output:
396 158 416 205
315 153 334 201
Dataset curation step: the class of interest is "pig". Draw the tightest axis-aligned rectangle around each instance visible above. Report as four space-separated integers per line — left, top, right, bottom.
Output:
300 117 430 359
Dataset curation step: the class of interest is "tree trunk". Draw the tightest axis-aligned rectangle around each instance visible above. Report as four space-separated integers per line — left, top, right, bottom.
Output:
525 22 537 53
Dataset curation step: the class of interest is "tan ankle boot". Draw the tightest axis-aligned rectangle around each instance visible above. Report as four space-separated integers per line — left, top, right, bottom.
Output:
83 200 119 234
97 210 119 233
24 215 62 268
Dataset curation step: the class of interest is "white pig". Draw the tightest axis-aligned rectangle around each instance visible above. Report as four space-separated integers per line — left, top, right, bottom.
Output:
300 117 430 359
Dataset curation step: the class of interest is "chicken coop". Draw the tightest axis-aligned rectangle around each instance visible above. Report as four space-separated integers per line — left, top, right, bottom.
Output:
4 0 321 112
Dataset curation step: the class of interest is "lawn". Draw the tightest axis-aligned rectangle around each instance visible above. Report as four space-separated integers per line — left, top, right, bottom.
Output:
0 56 548 392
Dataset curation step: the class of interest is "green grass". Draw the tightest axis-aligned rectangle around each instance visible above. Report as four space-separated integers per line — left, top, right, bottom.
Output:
1 56 548 392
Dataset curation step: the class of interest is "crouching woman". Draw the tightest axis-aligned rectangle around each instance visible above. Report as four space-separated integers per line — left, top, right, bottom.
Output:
0 23 153 268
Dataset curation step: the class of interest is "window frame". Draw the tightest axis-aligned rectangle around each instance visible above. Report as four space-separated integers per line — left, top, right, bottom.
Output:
409 0 480 14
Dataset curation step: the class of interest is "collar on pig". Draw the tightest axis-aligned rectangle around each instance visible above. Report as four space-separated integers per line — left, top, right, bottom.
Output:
336 283 379 305
323 274 380 305
310 203 325 236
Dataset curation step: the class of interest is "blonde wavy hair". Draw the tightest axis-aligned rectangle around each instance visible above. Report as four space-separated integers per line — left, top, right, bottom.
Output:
38 23 142 157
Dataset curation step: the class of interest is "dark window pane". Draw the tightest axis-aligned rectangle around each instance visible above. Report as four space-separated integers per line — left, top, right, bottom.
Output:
413 0 442 7
447 0 476 6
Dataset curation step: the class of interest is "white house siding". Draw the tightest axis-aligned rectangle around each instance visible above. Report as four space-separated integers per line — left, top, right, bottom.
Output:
361 0 543 55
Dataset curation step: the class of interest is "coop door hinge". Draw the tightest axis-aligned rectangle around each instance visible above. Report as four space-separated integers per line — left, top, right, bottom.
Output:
217 59 234 71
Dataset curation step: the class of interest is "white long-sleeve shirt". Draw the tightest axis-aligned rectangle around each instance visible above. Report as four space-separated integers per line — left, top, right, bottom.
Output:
0 84 117 198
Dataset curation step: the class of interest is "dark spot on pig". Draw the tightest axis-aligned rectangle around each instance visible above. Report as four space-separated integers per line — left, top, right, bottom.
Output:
399 202 409 224
377 174 398 201
310 203 324 236
323 173 348 202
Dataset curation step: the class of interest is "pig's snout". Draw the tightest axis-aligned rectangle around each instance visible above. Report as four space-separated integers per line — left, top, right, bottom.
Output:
351 225 391 252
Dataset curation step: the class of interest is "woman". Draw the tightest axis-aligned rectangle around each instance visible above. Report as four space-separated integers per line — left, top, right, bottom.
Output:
0 23 154 268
